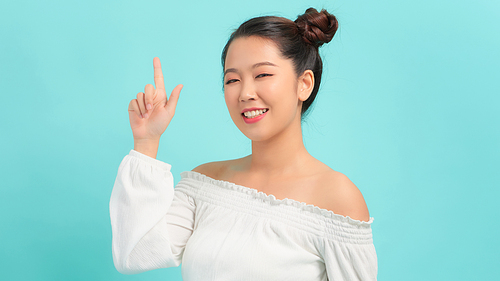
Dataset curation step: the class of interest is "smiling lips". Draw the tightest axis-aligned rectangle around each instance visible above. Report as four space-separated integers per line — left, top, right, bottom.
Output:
242 108 269 124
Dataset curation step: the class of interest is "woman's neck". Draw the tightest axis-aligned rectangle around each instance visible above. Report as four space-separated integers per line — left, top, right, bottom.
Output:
249 119 312 176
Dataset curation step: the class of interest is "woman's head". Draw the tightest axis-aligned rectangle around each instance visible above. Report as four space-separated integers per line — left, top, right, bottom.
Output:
222 8 338 118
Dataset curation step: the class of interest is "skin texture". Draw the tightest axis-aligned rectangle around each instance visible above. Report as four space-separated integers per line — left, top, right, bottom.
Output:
194 36 370 222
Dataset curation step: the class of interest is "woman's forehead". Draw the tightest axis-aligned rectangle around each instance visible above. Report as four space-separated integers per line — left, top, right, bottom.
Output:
224 36 284 70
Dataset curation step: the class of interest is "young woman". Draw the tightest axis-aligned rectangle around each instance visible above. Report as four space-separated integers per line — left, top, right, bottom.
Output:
110 8 377 280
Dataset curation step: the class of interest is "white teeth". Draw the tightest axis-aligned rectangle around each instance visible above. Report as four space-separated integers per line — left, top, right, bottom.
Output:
243 109 268 118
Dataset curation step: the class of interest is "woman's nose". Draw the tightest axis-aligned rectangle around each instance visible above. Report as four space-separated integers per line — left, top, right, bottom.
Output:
239 82 257 102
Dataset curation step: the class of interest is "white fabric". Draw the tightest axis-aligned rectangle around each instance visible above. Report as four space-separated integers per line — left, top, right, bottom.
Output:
110 150 378 280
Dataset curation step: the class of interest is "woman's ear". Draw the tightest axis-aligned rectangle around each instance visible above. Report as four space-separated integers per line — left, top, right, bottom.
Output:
297 70 314 101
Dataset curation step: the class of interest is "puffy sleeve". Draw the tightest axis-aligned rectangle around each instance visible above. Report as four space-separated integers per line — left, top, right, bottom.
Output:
109 150 195 274
322 219 378 280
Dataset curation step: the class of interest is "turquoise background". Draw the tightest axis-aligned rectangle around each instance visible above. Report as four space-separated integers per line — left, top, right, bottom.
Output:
1 0 498 280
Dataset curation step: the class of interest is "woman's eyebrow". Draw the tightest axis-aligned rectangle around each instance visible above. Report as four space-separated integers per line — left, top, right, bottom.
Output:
224 61 278 76
252 61 278 69
224 68 238 76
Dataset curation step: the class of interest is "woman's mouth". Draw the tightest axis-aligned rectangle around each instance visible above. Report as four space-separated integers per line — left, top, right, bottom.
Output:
242 108 268 124
242 109 268 118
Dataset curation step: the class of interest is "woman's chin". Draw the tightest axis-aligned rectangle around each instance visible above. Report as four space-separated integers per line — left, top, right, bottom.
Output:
240 132 267 142
237 127 272 142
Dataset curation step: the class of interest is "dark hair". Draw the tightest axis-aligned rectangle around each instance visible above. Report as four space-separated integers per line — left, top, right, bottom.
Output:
221 8 338 118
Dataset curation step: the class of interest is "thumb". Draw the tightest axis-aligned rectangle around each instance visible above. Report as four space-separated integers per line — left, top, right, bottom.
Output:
165 84 183 112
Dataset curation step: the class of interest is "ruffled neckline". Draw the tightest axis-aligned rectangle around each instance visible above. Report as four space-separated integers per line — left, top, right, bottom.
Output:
180 171 374 227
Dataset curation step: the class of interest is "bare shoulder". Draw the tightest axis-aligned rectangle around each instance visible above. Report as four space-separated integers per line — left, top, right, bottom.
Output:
192 156 249 180
316 167 370 222
192 161 227 180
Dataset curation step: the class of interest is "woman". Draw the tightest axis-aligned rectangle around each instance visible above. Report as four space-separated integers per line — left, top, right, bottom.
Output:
110 8 377 280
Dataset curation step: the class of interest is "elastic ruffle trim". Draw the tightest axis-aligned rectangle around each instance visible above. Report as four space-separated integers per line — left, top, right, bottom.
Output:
128 150 172 171
180 171 374 227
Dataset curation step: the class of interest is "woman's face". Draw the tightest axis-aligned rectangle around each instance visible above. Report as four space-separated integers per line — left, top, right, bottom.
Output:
224 36 308 142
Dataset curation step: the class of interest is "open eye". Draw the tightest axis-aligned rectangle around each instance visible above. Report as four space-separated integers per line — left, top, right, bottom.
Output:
256 73 273 79
225 79 240 85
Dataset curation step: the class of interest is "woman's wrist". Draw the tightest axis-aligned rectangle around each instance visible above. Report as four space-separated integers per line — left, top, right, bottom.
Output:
133 138 160 159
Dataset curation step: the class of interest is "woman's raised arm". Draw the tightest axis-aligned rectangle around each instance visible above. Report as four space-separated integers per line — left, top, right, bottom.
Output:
110 150 196 274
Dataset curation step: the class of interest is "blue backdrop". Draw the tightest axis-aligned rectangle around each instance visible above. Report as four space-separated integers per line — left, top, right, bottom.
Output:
1 0 498 280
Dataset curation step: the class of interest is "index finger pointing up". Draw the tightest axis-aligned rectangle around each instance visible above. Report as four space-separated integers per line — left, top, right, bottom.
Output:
153 57 165 92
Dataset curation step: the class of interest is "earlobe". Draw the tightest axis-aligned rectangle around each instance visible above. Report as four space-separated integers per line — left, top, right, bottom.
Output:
298 70 314 101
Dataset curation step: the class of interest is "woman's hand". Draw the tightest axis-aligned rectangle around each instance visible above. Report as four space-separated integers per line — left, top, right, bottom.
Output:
128 57 183 143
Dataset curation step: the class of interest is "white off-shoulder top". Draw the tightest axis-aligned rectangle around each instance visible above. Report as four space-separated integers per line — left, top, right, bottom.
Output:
110 150 378 280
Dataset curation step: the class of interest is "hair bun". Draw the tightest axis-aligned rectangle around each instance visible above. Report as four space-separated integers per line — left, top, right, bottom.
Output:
295 8 338 48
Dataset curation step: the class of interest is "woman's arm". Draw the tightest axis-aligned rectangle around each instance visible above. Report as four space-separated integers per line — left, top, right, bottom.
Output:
110 58 190 274
110 150 195 274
